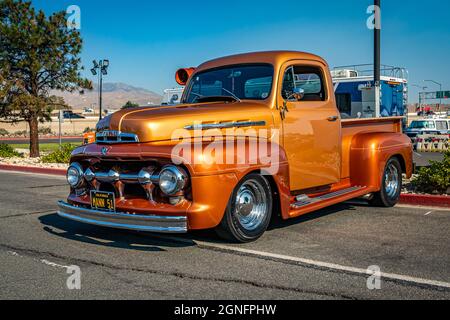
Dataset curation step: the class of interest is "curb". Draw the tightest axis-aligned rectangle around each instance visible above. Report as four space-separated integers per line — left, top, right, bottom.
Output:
400 194 450 208
0 136 81 142
0 164 66 176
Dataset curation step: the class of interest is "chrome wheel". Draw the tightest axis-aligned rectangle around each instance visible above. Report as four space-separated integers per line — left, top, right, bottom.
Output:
385 163 400 199
235 179 269 231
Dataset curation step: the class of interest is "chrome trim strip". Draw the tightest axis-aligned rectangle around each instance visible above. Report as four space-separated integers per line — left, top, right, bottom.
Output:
57 201 188 233
96 131 139 144
184 121 266 131
291 186 365 209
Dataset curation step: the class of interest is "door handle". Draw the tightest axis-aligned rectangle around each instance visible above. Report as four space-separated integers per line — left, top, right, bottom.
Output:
327 116 338 122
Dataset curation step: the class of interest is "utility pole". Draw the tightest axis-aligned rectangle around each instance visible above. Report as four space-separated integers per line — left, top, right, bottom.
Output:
91 60 110 121
374 0 381 118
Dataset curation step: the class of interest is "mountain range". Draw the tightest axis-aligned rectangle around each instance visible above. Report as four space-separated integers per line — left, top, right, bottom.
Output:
53 83 163 111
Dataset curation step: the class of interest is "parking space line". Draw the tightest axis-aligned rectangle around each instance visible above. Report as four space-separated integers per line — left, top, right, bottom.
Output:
397 204 450 211
40 259 71 270
153 235 450 290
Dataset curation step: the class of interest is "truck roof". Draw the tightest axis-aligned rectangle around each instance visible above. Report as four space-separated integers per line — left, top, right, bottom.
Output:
196 51 328 73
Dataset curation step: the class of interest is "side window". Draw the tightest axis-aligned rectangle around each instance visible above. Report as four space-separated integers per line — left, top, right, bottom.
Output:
436 121 448 131
282 66 326 101
245 76 272 99
335 93 352 115
427 121 436 129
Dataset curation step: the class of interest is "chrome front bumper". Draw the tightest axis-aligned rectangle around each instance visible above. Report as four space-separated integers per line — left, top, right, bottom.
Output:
57 201 188 233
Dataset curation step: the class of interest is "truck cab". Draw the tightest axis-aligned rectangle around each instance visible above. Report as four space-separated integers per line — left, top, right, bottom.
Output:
58 51 413 243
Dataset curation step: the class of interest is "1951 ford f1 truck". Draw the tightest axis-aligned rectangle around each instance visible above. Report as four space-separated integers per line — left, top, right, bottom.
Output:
58 51 413 243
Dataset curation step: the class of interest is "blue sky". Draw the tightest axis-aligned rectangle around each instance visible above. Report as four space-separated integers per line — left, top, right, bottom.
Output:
32 0 450 103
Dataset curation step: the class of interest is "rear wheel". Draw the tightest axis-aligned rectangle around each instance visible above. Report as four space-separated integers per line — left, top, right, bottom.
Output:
216 174 273 243
370 158 403 207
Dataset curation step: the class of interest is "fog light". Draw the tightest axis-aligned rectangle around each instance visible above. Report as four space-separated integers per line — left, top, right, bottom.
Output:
169 196 183 205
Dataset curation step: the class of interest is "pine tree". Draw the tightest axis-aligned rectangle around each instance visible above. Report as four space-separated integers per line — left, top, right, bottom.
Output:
0 0 91 157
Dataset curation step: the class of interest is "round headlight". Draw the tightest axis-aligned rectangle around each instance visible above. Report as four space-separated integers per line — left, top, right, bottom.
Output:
67 162 84 188
158 166 187 195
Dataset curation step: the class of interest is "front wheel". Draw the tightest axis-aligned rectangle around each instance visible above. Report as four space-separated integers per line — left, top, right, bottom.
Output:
370 158 403 207
216 174 273 243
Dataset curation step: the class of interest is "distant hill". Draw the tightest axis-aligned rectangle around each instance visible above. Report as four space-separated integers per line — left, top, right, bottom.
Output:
52 82 162 111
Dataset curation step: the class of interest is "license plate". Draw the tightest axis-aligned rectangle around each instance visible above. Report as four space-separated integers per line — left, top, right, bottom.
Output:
90 191 116 212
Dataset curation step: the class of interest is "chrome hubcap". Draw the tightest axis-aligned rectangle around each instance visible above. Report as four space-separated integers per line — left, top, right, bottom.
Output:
235 179 268 231
385 164 400 199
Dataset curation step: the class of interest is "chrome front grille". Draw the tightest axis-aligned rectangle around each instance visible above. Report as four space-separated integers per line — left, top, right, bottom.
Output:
96 131 139 144
85 167 158 201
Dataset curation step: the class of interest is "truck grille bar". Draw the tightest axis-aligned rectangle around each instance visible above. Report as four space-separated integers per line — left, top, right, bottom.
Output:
84 168 159 185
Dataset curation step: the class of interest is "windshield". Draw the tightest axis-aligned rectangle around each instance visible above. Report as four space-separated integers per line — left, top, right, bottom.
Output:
183 64 274 103
409 121 436 129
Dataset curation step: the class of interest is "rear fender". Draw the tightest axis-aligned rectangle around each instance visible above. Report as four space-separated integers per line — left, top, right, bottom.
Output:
350 132 413 189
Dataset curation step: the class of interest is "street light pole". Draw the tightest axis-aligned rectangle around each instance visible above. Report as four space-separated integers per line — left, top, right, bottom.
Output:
374 0 381 118
411 84 428 114
424 79 442 112
91 60 110 121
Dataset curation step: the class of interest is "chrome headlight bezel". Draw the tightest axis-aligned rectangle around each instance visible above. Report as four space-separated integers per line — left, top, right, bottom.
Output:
67 162 85 188
158 165 188 196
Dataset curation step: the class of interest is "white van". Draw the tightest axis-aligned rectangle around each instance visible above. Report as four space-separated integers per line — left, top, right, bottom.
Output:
406 119 450 140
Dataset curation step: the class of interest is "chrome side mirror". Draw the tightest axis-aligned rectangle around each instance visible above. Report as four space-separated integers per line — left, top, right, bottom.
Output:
287 88 305 101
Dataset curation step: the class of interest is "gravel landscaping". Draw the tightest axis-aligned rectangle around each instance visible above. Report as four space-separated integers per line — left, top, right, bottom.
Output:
0 156 68 169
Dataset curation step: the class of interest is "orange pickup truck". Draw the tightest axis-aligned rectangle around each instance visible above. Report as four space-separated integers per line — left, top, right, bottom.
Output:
58 51 413 242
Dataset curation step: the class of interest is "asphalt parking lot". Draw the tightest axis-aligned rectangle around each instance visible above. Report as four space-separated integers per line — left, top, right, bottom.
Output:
414 152 445 168
0 170 449 300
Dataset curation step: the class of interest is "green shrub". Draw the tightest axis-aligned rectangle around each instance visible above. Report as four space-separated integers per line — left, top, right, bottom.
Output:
38 126 53 135
41 144 77 164
0 128 9 137
412 150 450 194
0 144 23 158
14 130 28 138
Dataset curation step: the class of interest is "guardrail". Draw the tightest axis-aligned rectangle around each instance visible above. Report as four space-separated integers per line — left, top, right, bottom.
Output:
415 134 450 153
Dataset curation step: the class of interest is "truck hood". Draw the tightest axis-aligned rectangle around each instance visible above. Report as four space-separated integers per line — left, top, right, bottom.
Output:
97 102 274 143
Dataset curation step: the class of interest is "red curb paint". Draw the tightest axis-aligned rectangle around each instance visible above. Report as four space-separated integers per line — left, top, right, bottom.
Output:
400 194 450 208
0 165 66 176
0 136 81 142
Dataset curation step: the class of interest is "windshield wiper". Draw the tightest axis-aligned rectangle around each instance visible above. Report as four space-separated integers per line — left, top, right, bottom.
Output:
189 92 205 103
194 96 239 103
189 89 241 103
221 88 241 102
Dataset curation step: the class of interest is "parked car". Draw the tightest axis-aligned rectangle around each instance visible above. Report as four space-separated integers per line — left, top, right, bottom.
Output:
57 51 413 243
82 107 95 115
63 111 85 119
406 119 450 140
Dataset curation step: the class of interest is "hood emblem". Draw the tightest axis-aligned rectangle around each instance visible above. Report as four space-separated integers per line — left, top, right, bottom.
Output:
101 147 109 156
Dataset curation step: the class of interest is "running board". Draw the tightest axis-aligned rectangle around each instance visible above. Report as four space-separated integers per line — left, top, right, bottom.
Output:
291 186 365 209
